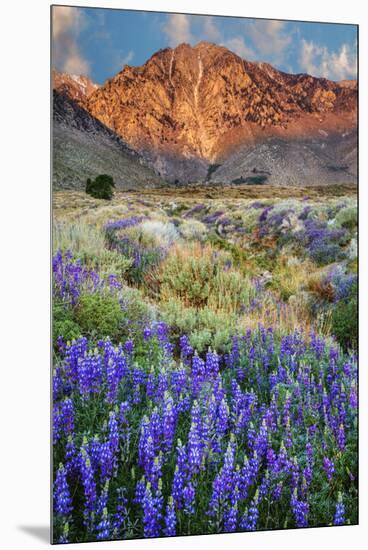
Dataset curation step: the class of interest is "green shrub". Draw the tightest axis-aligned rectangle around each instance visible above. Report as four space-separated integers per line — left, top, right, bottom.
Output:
75 287 155 343
156 243 254 313
53 304 81 344
331 291 358 351
86 174 115 200
178 219 208 241
84 250 132 280
139 220 179 247
120 287 156 340
75 292 123 340
161 298 236 353
335 207 357 231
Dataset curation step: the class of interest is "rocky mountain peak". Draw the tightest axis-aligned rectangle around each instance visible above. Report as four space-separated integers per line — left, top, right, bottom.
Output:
53 43 357 183
52 69 99 107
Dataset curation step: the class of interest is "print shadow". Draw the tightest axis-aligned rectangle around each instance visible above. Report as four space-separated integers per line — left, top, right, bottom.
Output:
18 525 50 544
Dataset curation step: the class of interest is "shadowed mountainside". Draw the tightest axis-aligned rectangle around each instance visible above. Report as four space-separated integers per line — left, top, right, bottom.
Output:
52 90 165 189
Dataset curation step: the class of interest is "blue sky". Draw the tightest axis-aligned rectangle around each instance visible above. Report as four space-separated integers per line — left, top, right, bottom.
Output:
52 6 357 84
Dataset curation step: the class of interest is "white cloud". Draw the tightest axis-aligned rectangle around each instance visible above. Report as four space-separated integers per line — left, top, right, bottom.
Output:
299 39 357 80
121 50 134 65
222 37 257 61
201 17 221 42
163 14 193 46
113 50 134 72
248 20 292 62
52 6 89 75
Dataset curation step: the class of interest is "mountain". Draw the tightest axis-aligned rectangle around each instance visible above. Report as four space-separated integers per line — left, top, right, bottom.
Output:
84 41 357 184
52 69 99 106
52 87 165 190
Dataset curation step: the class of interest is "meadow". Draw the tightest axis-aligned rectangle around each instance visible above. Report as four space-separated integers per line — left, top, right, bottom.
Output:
52 185 358 543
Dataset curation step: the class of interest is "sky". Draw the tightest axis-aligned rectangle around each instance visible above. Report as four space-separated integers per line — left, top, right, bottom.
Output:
52 5 358 85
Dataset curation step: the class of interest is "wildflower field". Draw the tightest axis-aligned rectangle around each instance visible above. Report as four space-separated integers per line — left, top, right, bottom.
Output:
52 185 358 543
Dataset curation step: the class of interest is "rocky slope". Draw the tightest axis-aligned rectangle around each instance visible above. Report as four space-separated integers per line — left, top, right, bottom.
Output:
52 69 99 106
210 131 357 186
52 89 164 189
84 41 357 183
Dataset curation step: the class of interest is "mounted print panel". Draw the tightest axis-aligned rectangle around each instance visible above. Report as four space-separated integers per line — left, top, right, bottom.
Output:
51 4 358 544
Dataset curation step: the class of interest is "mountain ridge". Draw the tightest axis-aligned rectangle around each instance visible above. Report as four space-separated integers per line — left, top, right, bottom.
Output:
52 89 165 189
52 41 357 185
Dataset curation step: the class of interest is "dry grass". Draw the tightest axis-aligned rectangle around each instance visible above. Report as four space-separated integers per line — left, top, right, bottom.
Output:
52 187 351 347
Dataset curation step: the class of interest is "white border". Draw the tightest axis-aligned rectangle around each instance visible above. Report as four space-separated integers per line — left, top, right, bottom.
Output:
1 1 367 549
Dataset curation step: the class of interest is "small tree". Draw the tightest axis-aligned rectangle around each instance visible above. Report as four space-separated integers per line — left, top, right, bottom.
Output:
85 174 115 200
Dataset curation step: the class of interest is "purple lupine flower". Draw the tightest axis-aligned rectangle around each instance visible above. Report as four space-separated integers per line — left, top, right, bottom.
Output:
89 436 102 472
205 350 220 379
112 487 128 534
290 457 300 491
350 386 358 408
106 352 127 404
134 477 146 505
124 339 134 355
77 353 103 398
53 403 62 444
150 454 163 490
240 491 259 531
188 421 202 472
142 436 155 479
107 274 122 290
53 251 105 305
146 369 156 399
138 416 153 468
163 394 176 452
108 412 119 455
142 482 162 537
274 442 289 474
164 496 176 536
104 215 145 232
172 465 185 509
79 446 97 523
216 398 229 436
209 441 236 513
255 419 268 458
291 489 309 528
259 471 270 500
119 401 130 427
96 508 111 540
143 327 152 341
99 441 114 483
224 504 238 532
272 482 283 501
183 482 195 514
191 354 205 395
64 435 78 477
60 398 74 436
187 401 203 473
334 493 345 526
54 463 73 517
53 367 63 400
96 480 110 516
132 367 146 404
180 335 193 365
323 457 335 482
266 447 277 470
337 424 346 451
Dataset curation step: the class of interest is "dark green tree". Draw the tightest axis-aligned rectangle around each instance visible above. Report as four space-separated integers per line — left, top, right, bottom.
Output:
85 174 115 200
